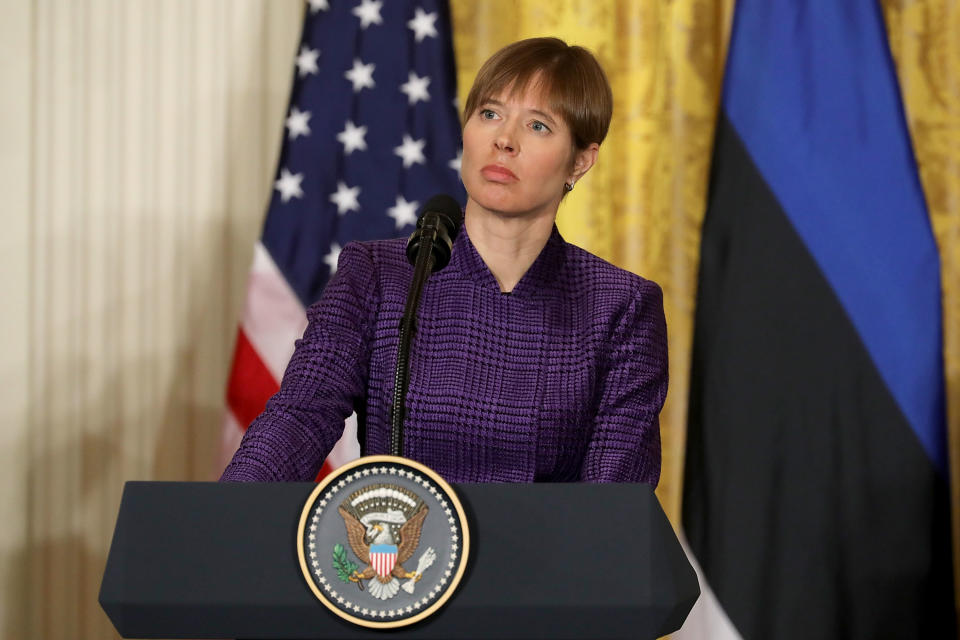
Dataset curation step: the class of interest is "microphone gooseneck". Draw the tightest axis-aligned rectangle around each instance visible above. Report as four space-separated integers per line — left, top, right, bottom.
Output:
404 195 464 270
389 195 463 457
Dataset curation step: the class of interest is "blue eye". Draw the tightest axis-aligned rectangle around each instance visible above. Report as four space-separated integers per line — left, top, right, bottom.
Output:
480 109 497 120
531 120 550 133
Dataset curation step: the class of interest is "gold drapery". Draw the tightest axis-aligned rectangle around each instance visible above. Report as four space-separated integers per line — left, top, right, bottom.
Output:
449 0 960 590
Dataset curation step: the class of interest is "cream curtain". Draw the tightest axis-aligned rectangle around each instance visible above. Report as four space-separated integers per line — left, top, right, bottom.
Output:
1 1 304 637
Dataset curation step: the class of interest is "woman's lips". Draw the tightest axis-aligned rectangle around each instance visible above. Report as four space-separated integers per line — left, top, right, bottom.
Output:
480 164 518 182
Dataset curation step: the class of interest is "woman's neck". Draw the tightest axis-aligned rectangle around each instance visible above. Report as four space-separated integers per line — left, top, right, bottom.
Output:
463 201 556 293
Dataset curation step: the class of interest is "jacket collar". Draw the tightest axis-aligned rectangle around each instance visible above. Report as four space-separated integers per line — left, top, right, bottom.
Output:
450 224 567 300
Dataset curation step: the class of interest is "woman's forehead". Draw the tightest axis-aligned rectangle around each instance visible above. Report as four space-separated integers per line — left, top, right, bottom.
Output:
482 79 562 118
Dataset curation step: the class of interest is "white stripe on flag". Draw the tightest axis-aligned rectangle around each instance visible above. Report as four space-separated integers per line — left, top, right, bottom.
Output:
326 411 360 471
672 532 744 640
243 241 309 382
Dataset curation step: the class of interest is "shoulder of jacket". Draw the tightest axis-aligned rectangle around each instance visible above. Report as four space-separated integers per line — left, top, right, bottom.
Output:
562 242 661 301
341 237 407 269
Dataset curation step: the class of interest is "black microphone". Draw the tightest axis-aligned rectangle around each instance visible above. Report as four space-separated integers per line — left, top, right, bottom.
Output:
405 194 464 272
390 195 463 458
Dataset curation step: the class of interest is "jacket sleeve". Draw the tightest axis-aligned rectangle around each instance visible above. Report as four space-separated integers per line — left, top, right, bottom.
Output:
220 243 377 482
580 279 668 485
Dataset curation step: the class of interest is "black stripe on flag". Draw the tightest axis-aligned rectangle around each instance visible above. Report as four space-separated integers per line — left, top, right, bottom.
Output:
682 113 956 640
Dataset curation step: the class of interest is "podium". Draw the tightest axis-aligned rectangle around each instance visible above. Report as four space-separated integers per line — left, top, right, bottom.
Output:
99 481 699 639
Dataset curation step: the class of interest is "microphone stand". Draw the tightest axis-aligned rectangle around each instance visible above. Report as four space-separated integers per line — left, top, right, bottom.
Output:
389 215 442 457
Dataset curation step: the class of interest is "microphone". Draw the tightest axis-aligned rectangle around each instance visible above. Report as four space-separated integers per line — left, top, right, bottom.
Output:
390 195 463 458
405 194 464 272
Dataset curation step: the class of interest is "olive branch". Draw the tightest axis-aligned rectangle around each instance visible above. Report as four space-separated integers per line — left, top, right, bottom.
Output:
332 543 358 583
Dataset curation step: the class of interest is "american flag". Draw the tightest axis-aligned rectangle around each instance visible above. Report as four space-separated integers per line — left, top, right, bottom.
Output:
219 0 466 479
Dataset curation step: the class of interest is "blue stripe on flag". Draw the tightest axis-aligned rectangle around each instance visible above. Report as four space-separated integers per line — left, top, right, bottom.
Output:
370 544 397 554
721 0 947 474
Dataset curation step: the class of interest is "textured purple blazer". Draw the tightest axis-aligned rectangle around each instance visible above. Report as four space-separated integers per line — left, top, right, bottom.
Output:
221 226 668 485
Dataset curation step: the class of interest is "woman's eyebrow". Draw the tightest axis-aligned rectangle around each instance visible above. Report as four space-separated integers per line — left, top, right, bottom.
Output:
528 109 558 125
479 99 558 125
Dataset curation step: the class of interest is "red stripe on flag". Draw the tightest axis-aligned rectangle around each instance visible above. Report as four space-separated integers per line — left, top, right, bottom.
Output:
226 327 280 430
316 460 333 482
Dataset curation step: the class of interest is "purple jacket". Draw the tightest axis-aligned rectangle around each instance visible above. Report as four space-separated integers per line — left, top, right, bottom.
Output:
221 226 668 484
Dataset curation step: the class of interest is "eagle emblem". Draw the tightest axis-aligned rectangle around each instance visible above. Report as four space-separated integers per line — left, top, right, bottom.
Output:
298 456 469 628
335 483 437 600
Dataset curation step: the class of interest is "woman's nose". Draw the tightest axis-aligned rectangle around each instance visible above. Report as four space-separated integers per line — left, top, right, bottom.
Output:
494 130 517 154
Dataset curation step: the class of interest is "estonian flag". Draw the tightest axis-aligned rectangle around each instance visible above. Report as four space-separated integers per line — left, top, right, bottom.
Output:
682 1 957 638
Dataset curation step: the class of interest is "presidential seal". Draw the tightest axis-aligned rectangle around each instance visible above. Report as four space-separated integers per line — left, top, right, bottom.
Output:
297 455 470 629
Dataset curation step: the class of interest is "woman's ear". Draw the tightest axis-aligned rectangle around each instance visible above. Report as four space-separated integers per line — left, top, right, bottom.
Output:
569 142 600 184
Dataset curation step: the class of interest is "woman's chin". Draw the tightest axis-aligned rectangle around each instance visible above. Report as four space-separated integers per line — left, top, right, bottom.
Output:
468 190 533 218
467 192 562 224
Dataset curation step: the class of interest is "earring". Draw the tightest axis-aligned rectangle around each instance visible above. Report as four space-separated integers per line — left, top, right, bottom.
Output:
564 180 575 192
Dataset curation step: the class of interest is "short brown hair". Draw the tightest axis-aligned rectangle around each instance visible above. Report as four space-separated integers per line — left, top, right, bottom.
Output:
462 37 613 151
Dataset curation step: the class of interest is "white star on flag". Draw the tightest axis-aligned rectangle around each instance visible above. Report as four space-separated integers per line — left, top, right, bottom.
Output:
307 0 329 12
352 0 383 29
344 58 375 92
394 135 426 168
329 181 361 214
337 120 368 154
295 45 320 78
285 106 312 139
274 168 304 202
400 71 431 105
387 195 419 228
448 150 462 172
324 243 342 274
407 8 438 42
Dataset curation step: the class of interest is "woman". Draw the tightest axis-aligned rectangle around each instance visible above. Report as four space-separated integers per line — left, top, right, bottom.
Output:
221 38 667 485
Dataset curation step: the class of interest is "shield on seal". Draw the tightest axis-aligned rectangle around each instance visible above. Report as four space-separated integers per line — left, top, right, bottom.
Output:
369 544 398 578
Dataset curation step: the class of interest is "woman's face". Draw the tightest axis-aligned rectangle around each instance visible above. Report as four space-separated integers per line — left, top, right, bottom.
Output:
461 82 589 222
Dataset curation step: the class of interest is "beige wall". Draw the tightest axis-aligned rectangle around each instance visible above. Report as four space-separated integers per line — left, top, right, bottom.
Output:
0 1 303 636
